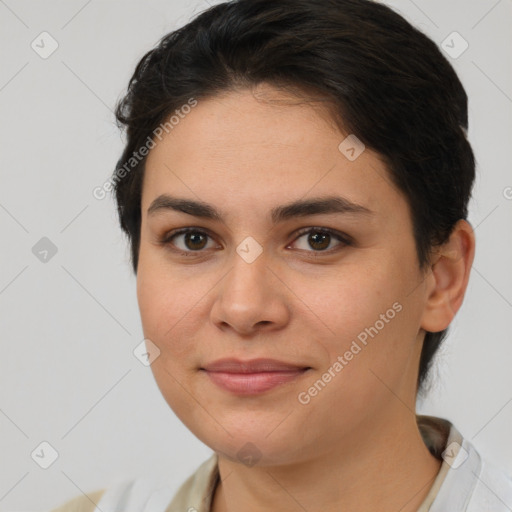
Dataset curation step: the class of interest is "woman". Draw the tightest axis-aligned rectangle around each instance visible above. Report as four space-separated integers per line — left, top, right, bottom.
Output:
51 0 512 510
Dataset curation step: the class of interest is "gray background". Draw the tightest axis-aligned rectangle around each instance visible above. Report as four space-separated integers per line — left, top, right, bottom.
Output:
0 0 511 510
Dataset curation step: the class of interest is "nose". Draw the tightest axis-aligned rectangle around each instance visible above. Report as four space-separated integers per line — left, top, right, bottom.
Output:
209 247 291 336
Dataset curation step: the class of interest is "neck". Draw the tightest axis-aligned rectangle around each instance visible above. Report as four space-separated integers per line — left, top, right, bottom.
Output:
211 410 442 512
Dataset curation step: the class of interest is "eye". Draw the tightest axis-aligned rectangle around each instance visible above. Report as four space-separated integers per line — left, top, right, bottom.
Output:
160 228 218 254
289 227 351 253
159 226 352 256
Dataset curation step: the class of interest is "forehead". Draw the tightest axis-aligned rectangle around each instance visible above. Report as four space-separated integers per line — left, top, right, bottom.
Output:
141 86 405 221
147 86 342 160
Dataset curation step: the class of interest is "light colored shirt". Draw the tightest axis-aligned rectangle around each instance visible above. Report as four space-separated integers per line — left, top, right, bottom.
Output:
49 415 512 512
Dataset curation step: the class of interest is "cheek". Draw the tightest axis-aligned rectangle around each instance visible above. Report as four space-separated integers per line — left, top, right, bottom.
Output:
295 257 421 377
136 262 204 418
136 252 199 360
295 262 395 337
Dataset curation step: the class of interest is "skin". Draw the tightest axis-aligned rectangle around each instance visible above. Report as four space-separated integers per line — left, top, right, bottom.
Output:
136 83 475 512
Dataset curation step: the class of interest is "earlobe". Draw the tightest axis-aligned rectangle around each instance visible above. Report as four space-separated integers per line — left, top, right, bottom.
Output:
420 220 476 333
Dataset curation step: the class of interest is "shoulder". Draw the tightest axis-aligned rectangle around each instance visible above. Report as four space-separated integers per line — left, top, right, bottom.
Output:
48 455 219 512
49 477 175 512
419 416 512 511
166 453 219 511
431 435 512 511
467 456 512 511
49 489 106 512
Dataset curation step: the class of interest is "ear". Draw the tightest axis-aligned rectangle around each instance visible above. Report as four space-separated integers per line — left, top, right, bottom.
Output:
420 219 476 333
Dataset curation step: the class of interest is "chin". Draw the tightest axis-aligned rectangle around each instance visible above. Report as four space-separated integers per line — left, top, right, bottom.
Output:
190 421 311 467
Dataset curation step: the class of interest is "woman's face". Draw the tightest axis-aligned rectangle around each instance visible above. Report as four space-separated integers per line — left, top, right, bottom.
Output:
137 84 431 465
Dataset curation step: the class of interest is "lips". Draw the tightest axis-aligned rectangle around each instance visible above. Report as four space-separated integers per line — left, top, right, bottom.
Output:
200 358 311 395
201 357 309 373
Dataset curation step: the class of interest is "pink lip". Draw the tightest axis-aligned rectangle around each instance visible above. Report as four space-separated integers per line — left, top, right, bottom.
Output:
200 358 311 395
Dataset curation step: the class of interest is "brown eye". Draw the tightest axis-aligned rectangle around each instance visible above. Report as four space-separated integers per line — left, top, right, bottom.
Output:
291 227 351 253
183 232 208 250
161 228 218 253
307 231 331 251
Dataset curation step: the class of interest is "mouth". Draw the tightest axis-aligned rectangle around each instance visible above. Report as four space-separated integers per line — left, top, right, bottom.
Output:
200 358 312 395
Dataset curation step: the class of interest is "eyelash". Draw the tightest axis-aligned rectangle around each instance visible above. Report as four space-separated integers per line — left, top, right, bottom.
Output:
158 226 353 257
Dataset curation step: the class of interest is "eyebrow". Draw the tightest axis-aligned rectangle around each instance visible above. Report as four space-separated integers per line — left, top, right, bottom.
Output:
147 194 374 223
